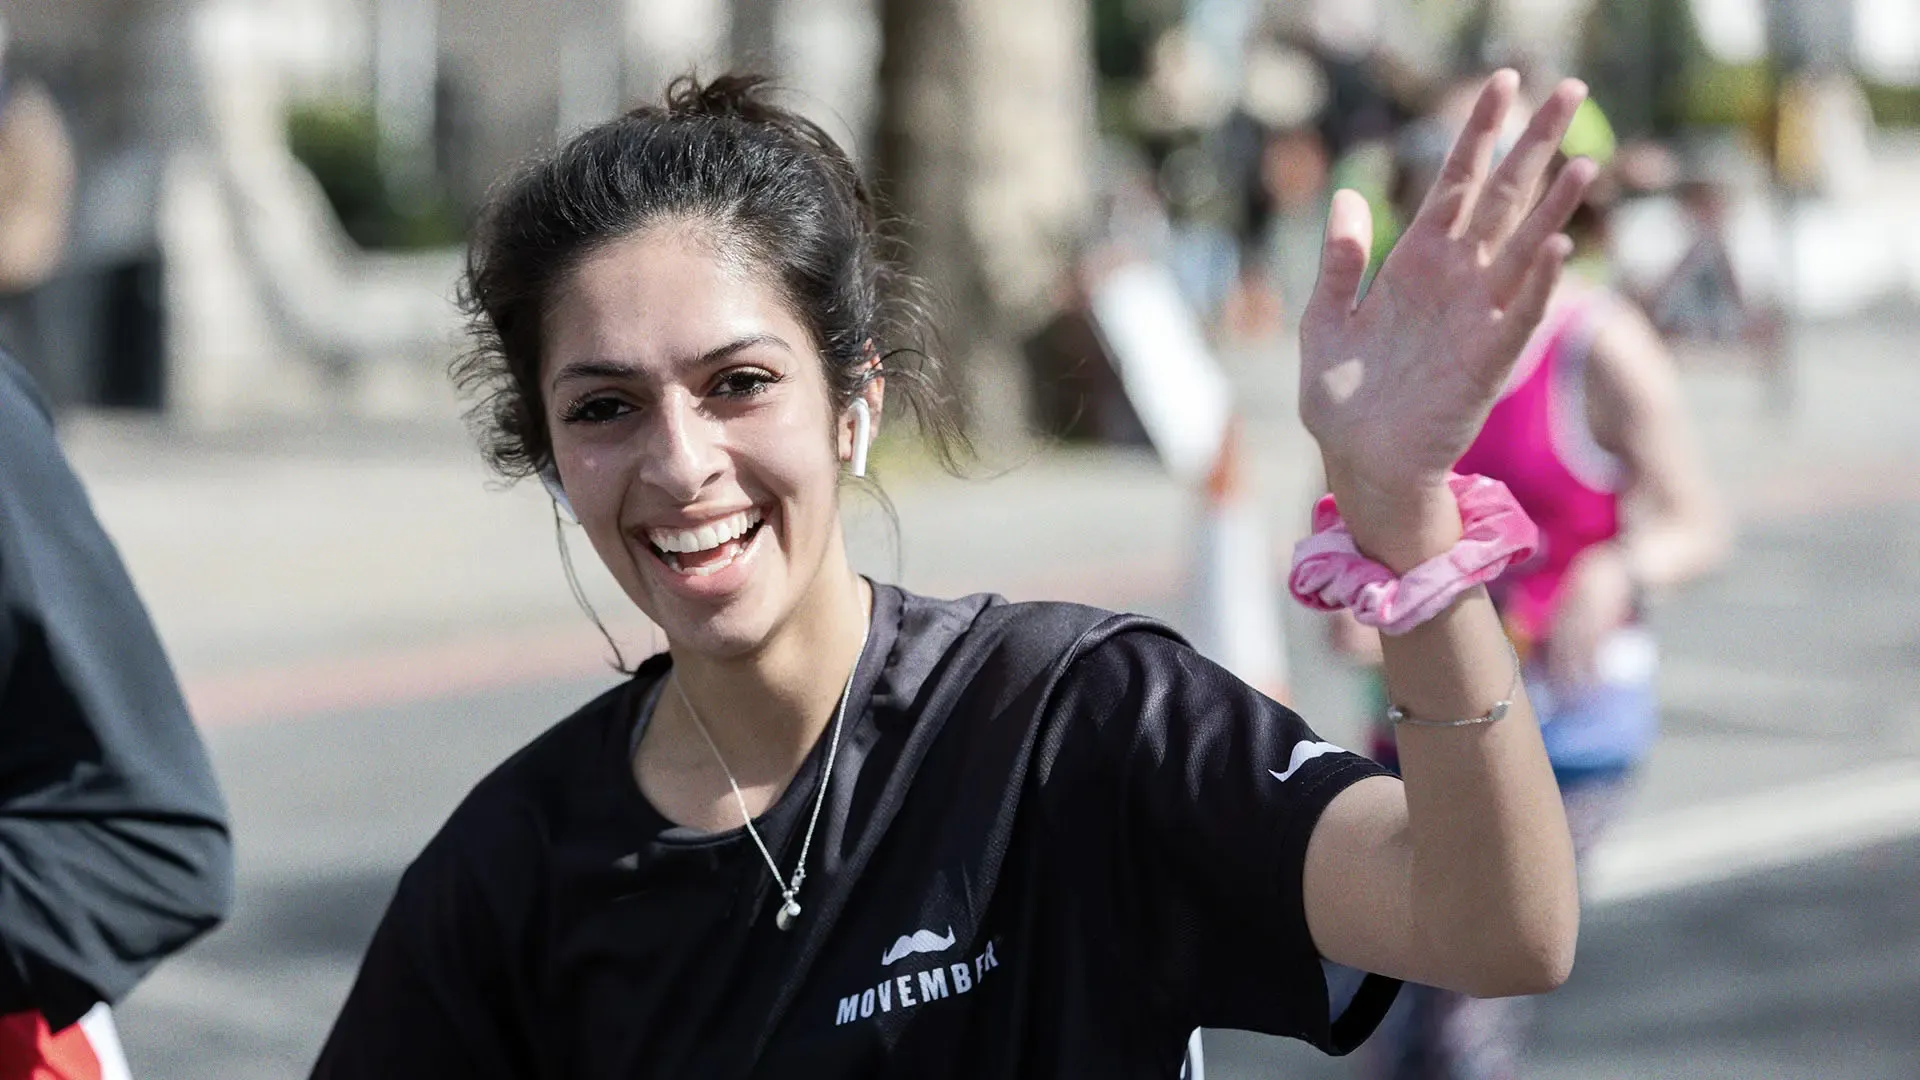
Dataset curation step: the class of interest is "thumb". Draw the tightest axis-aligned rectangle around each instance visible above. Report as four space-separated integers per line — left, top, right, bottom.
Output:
1304 189 1374 332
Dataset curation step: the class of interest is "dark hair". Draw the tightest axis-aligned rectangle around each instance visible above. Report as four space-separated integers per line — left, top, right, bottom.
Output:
454 72 967 480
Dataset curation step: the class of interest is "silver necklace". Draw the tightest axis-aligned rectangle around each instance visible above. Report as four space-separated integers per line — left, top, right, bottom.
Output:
671 615 870 931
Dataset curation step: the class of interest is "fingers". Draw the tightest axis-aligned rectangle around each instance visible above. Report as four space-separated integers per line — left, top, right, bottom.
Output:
1413 70 1518 236
1466 79 1589 248
1486 232 1572 381
1487 155 1597 305
1304 189 1374 331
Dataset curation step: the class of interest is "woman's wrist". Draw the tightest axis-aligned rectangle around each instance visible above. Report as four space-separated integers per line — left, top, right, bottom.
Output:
1294 472 1540 636
1322 466 1465 574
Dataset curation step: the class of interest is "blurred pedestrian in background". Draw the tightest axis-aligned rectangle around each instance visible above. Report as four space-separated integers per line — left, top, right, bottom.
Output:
1217 39 1332 345
0 351 233 1078
1334 78 1731 1080
0 16 74 399
315 69 1601 1077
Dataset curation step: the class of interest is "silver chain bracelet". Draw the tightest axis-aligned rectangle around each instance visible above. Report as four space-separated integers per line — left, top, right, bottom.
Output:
1385 639 1522 728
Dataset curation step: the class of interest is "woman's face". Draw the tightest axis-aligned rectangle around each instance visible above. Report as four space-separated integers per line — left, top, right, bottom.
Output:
541 225 860 658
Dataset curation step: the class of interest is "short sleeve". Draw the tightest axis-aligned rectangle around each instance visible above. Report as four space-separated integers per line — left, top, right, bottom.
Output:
1037 629 1399 1052
310 827 541 1079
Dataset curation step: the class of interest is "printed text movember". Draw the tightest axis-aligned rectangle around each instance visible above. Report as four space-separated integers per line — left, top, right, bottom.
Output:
835 940 1001 1025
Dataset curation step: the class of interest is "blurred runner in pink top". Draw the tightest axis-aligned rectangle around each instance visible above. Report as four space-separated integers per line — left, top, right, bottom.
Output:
1452 290 1659 774
1458 297 1620 653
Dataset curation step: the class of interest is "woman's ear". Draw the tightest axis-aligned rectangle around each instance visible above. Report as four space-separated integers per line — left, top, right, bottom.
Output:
539 463 577 522
848 399 872 477
840 375 885 477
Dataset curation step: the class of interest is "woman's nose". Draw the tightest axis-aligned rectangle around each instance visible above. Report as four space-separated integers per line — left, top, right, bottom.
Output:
637 392 724 502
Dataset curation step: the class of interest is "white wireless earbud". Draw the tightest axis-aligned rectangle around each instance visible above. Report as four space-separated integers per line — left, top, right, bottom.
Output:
849 398 872 478
539 465 577 523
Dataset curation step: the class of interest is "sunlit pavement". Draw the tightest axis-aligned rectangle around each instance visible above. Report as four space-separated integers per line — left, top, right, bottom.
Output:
63 310 1920 1077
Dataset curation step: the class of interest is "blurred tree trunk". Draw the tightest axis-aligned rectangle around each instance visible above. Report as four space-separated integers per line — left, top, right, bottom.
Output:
874 0 1095 451
732 0 782 74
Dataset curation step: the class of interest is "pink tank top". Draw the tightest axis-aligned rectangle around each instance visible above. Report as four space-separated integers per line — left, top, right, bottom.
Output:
1454 295 1622 652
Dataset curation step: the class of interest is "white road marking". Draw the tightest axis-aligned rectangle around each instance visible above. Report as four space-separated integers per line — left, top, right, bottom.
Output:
1587 759 1920 905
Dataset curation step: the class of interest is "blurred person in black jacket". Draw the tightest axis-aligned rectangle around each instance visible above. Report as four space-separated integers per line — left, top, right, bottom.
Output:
0 351 231 1077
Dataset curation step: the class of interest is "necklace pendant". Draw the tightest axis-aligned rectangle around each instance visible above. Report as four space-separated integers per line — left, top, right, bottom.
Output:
775 898 801 931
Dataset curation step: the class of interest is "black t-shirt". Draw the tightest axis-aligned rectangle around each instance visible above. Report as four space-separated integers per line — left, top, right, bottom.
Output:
0 353 232 1026
312 584 1398 1077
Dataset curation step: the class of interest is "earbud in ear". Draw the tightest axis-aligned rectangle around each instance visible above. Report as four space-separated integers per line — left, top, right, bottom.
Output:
539 465 577 523
849 398 872 478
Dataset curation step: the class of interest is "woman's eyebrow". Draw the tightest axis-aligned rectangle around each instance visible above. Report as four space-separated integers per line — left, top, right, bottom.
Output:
695 333 792 368
548 334 794 393
548 359 639 393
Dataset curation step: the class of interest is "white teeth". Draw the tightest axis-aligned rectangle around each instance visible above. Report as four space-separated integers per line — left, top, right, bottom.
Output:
647 508 763 555
663 543 741 577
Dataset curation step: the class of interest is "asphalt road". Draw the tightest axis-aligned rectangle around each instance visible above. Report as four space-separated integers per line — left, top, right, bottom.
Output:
112 676 614 1078
1206 837 1920 1079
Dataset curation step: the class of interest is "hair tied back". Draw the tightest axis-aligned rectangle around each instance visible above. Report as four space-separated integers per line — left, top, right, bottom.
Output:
662 72 778 124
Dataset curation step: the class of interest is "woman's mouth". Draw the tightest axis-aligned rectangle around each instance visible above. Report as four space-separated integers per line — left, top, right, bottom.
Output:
645 508 765 577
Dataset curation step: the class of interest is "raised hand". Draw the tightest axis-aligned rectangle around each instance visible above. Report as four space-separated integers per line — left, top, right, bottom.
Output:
1299 72 1597 569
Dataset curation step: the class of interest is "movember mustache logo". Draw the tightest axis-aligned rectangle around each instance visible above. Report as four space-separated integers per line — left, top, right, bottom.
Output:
881 926 956 967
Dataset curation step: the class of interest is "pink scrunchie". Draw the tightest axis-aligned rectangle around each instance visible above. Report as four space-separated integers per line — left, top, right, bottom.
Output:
1289 473 1539 636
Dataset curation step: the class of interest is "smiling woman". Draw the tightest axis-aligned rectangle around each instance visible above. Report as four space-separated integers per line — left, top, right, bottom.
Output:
314 70 1595 1079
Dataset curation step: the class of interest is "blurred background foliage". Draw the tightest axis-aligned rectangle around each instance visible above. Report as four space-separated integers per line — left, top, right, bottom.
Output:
1865 81 1920 125
285 100 464 250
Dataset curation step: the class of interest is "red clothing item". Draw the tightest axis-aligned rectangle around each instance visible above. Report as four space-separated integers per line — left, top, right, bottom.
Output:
0 1007 125 1080
1455 295 1622 651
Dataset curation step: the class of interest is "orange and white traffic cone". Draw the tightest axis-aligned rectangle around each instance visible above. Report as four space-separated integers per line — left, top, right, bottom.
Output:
1184 415 1290 704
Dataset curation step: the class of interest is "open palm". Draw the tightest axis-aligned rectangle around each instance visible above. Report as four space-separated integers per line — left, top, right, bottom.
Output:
1299 73 1598 516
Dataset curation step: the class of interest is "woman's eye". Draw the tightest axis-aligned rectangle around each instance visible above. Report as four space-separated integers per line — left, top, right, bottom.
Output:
713 370 780 399
560 396 632 424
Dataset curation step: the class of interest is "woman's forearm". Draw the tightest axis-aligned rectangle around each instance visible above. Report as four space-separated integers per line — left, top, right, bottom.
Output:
1336 479 1579 996
1588 302 1734 595
1377 589 1578 996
